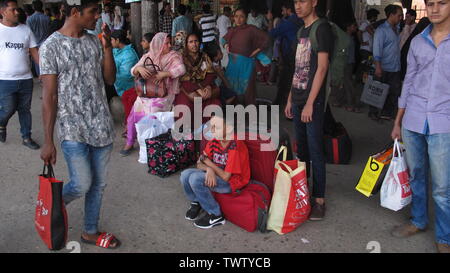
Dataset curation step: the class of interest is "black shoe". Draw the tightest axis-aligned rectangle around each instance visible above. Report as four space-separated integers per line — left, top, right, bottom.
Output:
185 202 202 221
0 127 5 143
194 213 225 229
22 138 40 150
119 147 133 157
309 202 326 221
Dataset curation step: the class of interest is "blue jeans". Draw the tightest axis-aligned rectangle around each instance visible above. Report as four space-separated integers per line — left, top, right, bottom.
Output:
0 79 33 139
292 100 326 198
402 128 450 245
180 168 232 216
61 141 113 235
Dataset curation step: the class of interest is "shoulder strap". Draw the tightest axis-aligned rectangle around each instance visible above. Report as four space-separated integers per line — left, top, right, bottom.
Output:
309 18 329 52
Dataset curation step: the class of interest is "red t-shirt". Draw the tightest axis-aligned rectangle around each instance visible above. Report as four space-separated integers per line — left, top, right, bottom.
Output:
204 139 250 192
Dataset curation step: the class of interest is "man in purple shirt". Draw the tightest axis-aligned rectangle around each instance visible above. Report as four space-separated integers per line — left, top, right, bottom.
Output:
391 0 450 253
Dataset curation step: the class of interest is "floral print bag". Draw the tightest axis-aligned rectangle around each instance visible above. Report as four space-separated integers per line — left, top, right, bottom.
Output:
145 130 196 178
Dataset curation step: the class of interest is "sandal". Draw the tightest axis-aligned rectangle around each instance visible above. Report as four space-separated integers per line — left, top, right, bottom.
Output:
80 232 121 249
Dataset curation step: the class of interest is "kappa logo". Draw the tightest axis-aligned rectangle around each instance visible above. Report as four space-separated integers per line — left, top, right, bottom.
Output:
5 42 24 50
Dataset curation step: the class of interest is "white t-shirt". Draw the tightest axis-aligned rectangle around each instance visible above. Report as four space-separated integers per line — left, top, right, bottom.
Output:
359 20 373 52
0 23 37 80
217 15 231 38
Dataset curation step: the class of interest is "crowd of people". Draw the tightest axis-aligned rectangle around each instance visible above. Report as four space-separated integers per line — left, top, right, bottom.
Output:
0 0 449 253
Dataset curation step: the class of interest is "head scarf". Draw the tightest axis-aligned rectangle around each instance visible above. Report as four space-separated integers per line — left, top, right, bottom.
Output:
146 33 171 66
173 31 187 52
114 6 123 28
181 34 215 82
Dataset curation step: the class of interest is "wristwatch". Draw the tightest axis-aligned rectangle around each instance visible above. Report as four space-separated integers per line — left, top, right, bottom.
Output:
199 154 206 163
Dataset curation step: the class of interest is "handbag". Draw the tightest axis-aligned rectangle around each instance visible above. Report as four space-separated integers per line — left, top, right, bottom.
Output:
360 76 390 109
146 130 196 178
380 139 411 211
355 143 394 197
267 146 310 235
35 164 68 250
134 57 168 98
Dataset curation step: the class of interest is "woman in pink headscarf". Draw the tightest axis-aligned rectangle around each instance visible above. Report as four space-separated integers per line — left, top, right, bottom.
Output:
120 32 186 156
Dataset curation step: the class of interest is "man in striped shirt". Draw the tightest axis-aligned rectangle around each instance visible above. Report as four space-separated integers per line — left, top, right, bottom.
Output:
198 4 217 46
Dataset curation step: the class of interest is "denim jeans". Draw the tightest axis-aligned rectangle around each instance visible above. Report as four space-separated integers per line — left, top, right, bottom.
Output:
61 141 113 235
0 79 33 139
402 128 450 245
292 100 327 198
180 168 232 216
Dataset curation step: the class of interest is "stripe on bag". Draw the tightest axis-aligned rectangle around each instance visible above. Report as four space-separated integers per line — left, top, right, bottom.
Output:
332 138 339 164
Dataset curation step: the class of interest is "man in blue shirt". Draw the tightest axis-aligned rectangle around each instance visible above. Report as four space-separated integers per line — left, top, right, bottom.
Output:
269 0 303 106
26 0 50 76
369 4 403 121
391 0 450 254
171 4 192 41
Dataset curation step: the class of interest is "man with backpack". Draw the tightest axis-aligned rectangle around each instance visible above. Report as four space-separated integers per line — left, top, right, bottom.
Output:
285 0 334 220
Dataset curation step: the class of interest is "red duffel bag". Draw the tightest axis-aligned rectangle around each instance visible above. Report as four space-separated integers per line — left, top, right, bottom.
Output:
210 132 278 232
35 165 68 250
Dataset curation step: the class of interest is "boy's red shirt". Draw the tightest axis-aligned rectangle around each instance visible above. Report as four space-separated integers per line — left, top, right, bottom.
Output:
204 138 250 192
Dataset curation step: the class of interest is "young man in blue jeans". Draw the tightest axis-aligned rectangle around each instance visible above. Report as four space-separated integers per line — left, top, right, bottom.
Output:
284 0 332 220
180 115 250 229
391 0 450 253
40 0 120 249
0 0 40 149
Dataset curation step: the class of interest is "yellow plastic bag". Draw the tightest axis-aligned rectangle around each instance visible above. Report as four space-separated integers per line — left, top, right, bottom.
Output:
355 145 394 197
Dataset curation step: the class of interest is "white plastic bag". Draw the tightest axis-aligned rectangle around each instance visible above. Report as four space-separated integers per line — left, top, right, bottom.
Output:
380 139 411 211
135 112 174 164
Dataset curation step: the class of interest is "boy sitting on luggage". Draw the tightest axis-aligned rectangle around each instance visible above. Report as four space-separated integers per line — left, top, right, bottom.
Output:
180 115 250 229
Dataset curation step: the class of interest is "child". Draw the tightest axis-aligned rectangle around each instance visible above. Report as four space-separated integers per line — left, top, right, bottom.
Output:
204 43 237 105
180 115 250 229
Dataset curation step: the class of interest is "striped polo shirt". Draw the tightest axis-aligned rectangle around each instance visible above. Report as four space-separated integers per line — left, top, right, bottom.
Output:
199 13 217 43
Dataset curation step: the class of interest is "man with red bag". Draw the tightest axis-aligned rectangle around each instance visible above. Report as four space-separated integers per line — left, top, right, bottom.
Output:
40 0 120 249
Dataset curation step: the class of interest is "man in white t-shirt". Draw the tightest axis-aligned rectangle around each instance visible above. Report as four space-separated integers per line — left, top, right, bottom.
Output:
358 8 379 55
0 0 40 149
216 6 231 68
356 8 379 84
101 4 113 30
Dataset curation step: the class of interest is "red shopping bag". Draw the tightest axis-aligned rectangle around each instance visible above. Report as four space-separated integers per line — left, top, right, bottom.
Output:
267 146 311 234
35 165 68 250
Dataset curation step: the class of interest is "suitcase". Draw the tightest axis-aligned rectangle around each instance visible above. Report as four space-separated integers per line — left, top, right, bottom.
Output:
203 132 278 232
212 180 271 232
323 122 352 164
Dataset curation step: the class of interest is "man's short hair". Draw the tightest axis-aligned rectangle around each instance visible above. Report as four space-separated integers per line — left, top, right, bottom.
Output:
177 4 186 15
406 9 417 18
202 3 211 14
32 0 43 12
282 0 295 12
0 0 17 9
366 8 380 20
384 4 402 18
63 0 99 17
223 6 231 14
